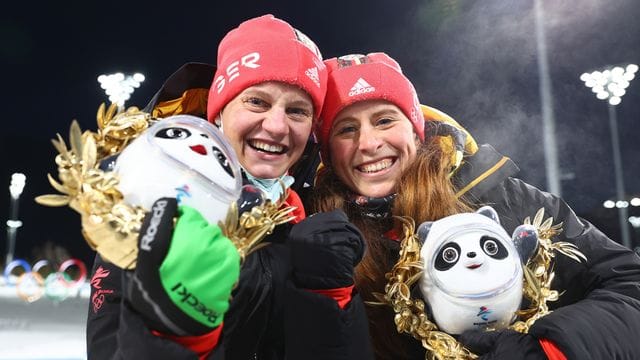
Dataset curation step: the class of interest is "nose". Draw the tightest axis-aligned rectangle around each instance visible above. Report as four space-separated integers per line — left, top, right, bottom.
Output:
467 251 476 258
262 107 289 136
357 127 382 154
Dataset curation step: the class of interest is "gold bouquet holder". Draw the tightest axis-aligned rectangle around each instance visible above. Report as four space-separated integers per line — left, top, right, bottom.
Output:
35 104 295 270
373 208 586 360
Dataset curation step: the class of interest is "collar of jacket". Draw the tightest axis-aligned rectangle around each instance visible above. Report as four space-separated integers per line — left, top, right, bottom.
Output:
452 144 519 200
143 62 215 118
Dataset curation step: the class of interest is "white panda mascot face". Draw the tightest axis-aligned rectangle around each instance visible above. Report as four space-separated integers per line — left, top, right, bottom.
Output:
114 115 243 224
418 206 533 335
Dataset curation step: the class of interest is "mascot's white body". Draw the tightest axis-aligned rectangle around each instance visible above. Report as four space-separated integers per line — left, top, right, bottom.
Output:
418 206 536 335
114 115 243 224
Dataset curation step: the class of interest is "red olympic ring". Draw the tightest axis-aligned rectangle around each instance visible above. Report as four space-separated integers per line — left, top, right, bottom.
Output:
58 258 87 287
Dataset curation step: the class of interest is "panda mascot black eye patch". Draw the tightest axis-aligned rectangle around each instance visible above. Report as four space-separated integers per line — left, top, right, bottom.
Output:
212 145 234 178
480 236 508 259
435 242 461 271
155 127 192 139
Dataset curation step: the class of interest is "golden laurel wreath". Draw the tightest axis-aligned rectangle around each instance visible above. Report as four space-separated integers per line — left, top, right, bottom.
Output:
373 208 586 360
35 104 295 269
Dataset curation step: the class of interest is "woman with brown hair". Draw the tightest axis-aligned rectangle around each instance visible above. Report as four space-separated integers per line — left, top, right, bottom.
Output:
311 52 640 359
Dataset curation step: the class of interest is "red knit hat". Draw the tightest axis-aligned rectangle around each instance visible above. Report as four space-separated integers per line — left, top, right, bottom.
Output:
207 14 327 121
316 53 424 160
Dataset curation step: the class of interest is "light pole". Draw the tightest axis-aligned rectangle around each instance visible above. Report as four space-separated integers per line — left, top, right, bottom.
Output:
98 72 145 112
6 173 26 265
534 0 562 196
580 64 638 249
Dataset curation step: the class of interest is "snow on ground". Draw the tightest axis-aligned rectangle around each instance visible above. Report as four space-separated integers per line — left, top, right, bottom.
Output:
0 283 89 360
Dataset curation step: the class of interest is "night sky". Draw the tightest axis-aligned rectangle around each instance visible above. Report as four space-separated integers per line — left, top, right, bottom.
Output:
2 0 639 266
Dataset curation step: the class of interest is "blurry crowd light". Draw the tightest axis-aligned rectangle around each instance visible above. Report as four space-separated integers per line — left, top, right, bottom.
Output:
97 72 146 108
616 200 629 208
603 198 640 208
580 64 638 106
6 220 22 228
9 173 26 198
629 216 640 228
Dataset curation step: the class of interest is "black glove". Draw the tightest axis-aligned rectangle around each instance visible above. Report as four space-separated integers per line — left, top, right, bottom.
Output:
288 209 365 289
126 198 240 336
458 329 546 360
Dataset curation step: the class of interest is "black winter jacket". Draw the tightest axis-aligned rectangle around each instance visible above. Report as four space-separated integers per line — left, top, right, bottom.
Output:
453 144 640 359
86 222 373 360
379 144 640 359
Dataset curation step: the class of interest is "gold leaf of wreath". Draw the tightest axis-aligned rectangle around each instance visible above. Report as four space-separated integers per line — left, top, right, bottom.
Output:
219 181 296 263
35 104 156 269
36 103 296 269
511 208 587 332
375 208 586 360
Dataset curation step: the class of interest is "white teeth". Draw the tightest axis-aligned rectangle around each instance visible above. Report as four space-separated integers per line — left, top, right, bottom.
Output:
250 140 284 153
359 159 393 173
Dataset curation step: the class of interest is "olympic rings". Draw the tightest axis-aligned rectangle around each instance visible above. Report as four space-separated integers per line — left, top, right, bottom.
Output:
58 258 87 286
3 258 88 303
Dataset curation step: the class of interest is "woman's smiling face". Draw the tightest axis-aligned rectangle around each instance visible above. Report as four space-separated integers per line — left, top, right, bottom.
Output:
219 81 314 179
329 99 419 197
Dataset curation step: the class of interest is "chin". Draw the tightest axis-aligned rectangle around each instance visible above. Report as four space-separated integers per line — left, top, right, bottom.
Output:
245 166 286 180
360 186 395 198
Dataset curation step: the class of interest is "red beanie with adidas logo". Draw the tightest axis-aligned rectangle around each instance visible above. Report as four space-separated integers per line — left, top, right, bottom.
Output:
207 14 328 122
316 52 425 160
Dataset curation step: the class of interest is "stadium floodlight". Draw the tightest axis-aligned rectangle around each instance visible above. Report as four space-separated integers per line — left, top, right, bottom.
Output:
580 64 637 249
580 64 637 106
98 72 146 111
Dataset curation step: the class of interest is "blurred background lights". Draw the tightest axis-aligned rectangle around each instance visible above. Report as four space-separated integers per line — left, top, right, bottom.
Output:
9 173 26 198
97 72 146 110
582 63 637 249
6 172 27 264
580 64 637 106
616 200 629 208
603 197 640 209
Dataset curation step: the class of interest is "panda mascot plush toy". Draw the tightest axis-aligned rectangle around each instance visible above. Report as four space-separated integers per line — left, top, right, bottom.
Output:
417 206 538 335
114 114 245 224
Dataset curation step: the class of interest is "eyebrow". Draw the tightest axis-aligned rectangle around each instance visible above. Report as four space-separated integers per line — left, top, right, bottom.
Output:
287 99 314 109
241 89 313 109
241 88 270 98
334 107 403 125
370 108 403 118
